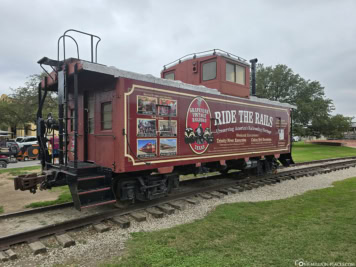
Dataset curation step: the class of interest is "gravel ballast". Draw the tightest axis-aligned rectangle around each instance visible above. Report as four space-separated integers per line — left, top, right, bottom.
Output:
3 166 356 267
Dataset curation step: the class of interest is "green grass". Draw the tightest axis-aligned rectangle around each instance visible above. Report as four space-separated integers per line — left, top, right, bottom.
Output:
0 165 71 208
292 142 356 163
0 206 3 214
104 177 356 267
24 186 72 208
0 166 41 177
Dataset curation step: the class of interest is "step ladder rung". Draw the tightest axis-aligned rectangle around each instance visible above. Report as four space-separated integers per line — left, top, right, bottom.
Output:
77 175 105 182
78 187 111 195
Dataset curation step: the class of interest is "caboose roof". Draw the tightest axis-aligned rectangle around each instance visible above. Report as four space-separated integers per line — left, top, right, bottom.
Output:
162 49 250 70
40 57 295 109
80 60 296 109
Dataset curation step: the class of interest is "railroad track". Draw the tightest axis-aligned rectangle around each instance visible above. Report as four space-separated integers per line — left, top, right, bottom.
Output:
279 155 356 169
291 156 356 166
1 158 356 261
0 202 73 220
2 155 355 221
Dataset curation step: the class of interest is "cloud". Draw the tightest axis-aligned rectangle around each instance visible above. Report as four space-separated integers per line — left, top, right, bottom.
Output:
0 0 355 119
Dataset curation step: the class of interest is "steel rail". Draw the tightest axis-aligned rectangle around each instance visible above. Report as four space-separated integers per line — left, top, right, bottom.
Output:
291 156 356 166
0 174 249 251
0 172 240 221
2 157 356 221
0 203 73 221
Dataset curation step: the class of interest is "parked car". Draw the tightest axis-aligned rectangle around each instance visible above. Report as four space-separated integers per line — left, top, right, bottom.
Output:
15 136 25 143
16 136 38 148
5 140 20 155
0 154 9 168
292 136 301 142
0 139 19 163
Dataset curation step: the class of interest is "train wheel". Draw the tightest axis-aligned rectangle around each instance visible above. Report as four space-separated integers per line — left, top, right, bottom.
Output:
256 160 264 176
166 174 179 194
219 168 229 176
264 160 272 174
114 200 131 209
114 181 132 209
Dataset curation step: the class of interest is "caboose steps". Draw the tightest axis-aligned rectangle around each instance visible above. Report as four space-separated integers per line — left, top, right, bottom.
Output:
68 169 115 211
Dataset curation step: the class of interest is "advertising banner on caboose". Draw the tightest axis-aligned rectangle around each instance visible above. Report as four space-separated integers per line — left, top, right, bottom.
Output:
124 84 290 166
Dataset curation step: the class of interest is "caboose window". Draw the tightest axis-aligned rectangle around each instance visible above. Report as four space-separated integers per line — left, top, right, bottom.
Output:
70 109 75 132
226 63 235 82
88 94 95 134
226 62 246 85
101 102 112 130
164 72 175 80
236 64 245 85
202 61 216 81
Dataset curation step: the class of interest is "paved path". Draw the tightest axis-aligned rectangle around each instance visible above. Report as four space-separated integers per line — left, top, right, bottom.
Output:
7 160 41 169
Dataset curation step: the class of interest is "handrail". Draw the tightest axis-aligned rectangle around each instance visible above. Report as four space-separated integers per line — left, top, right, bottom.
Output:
55 30 102 168
57 29 101 64
163 49 247 70
57 34 80 63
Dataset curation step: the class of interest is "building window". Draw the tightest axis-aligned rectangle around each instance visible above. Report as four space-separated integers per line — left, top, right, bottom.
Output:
24 125 30 136
88 94 95 134
164 72 175 80
101 102 112 130
202 61 216 81
226 62 246 85
11 127 16 139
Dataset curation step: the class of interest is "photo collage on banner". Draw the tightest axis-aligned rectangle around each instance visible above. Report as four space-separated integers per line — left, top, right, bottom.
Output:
159 120 177 137
160 138 177 156
136 94 178 158
158 98 177 117
137 95 157 115
137 139 157 158
137 119 156 137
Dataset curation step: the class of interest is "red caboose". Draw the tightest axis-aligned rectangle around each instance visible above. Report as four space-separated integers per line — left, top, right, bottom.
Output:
14 30 295 210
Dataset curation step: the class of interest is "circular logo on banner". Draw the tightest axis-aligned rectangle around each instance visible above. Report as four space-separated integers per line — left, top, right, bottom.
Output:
185 97 214 154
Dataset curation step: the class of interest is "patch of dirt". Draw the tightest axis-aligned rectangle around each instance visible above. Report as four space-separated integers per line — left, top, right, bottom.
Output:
0 173 61 214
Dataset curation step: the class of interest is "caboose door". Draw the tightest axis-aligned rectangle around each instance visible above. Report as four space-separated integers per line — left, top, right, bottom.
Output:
84 91 96 162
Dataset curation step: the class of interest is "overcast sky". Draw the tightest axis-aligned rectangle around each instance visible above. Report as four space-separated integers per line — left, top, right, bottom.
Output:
0 0 355 119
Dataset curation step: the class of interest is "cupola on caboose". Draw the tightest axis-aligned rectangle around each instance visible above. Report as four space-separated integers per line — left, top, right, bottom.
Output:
14 30 295 211
162 49 251 99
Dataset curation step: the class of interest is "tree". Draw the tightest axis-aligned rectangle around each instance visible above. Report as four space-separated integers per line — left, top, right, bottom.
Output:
255 63 343 137
0 99 12 129
1 74 58 131
0 94 21 129
327 114 352 139
255 64 302 103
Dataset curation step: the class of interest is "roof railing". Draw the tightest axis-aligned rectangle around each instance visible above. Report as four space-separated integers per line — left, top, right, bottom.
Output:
38 29 101 81
163 49 247 70
57 29 101 65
